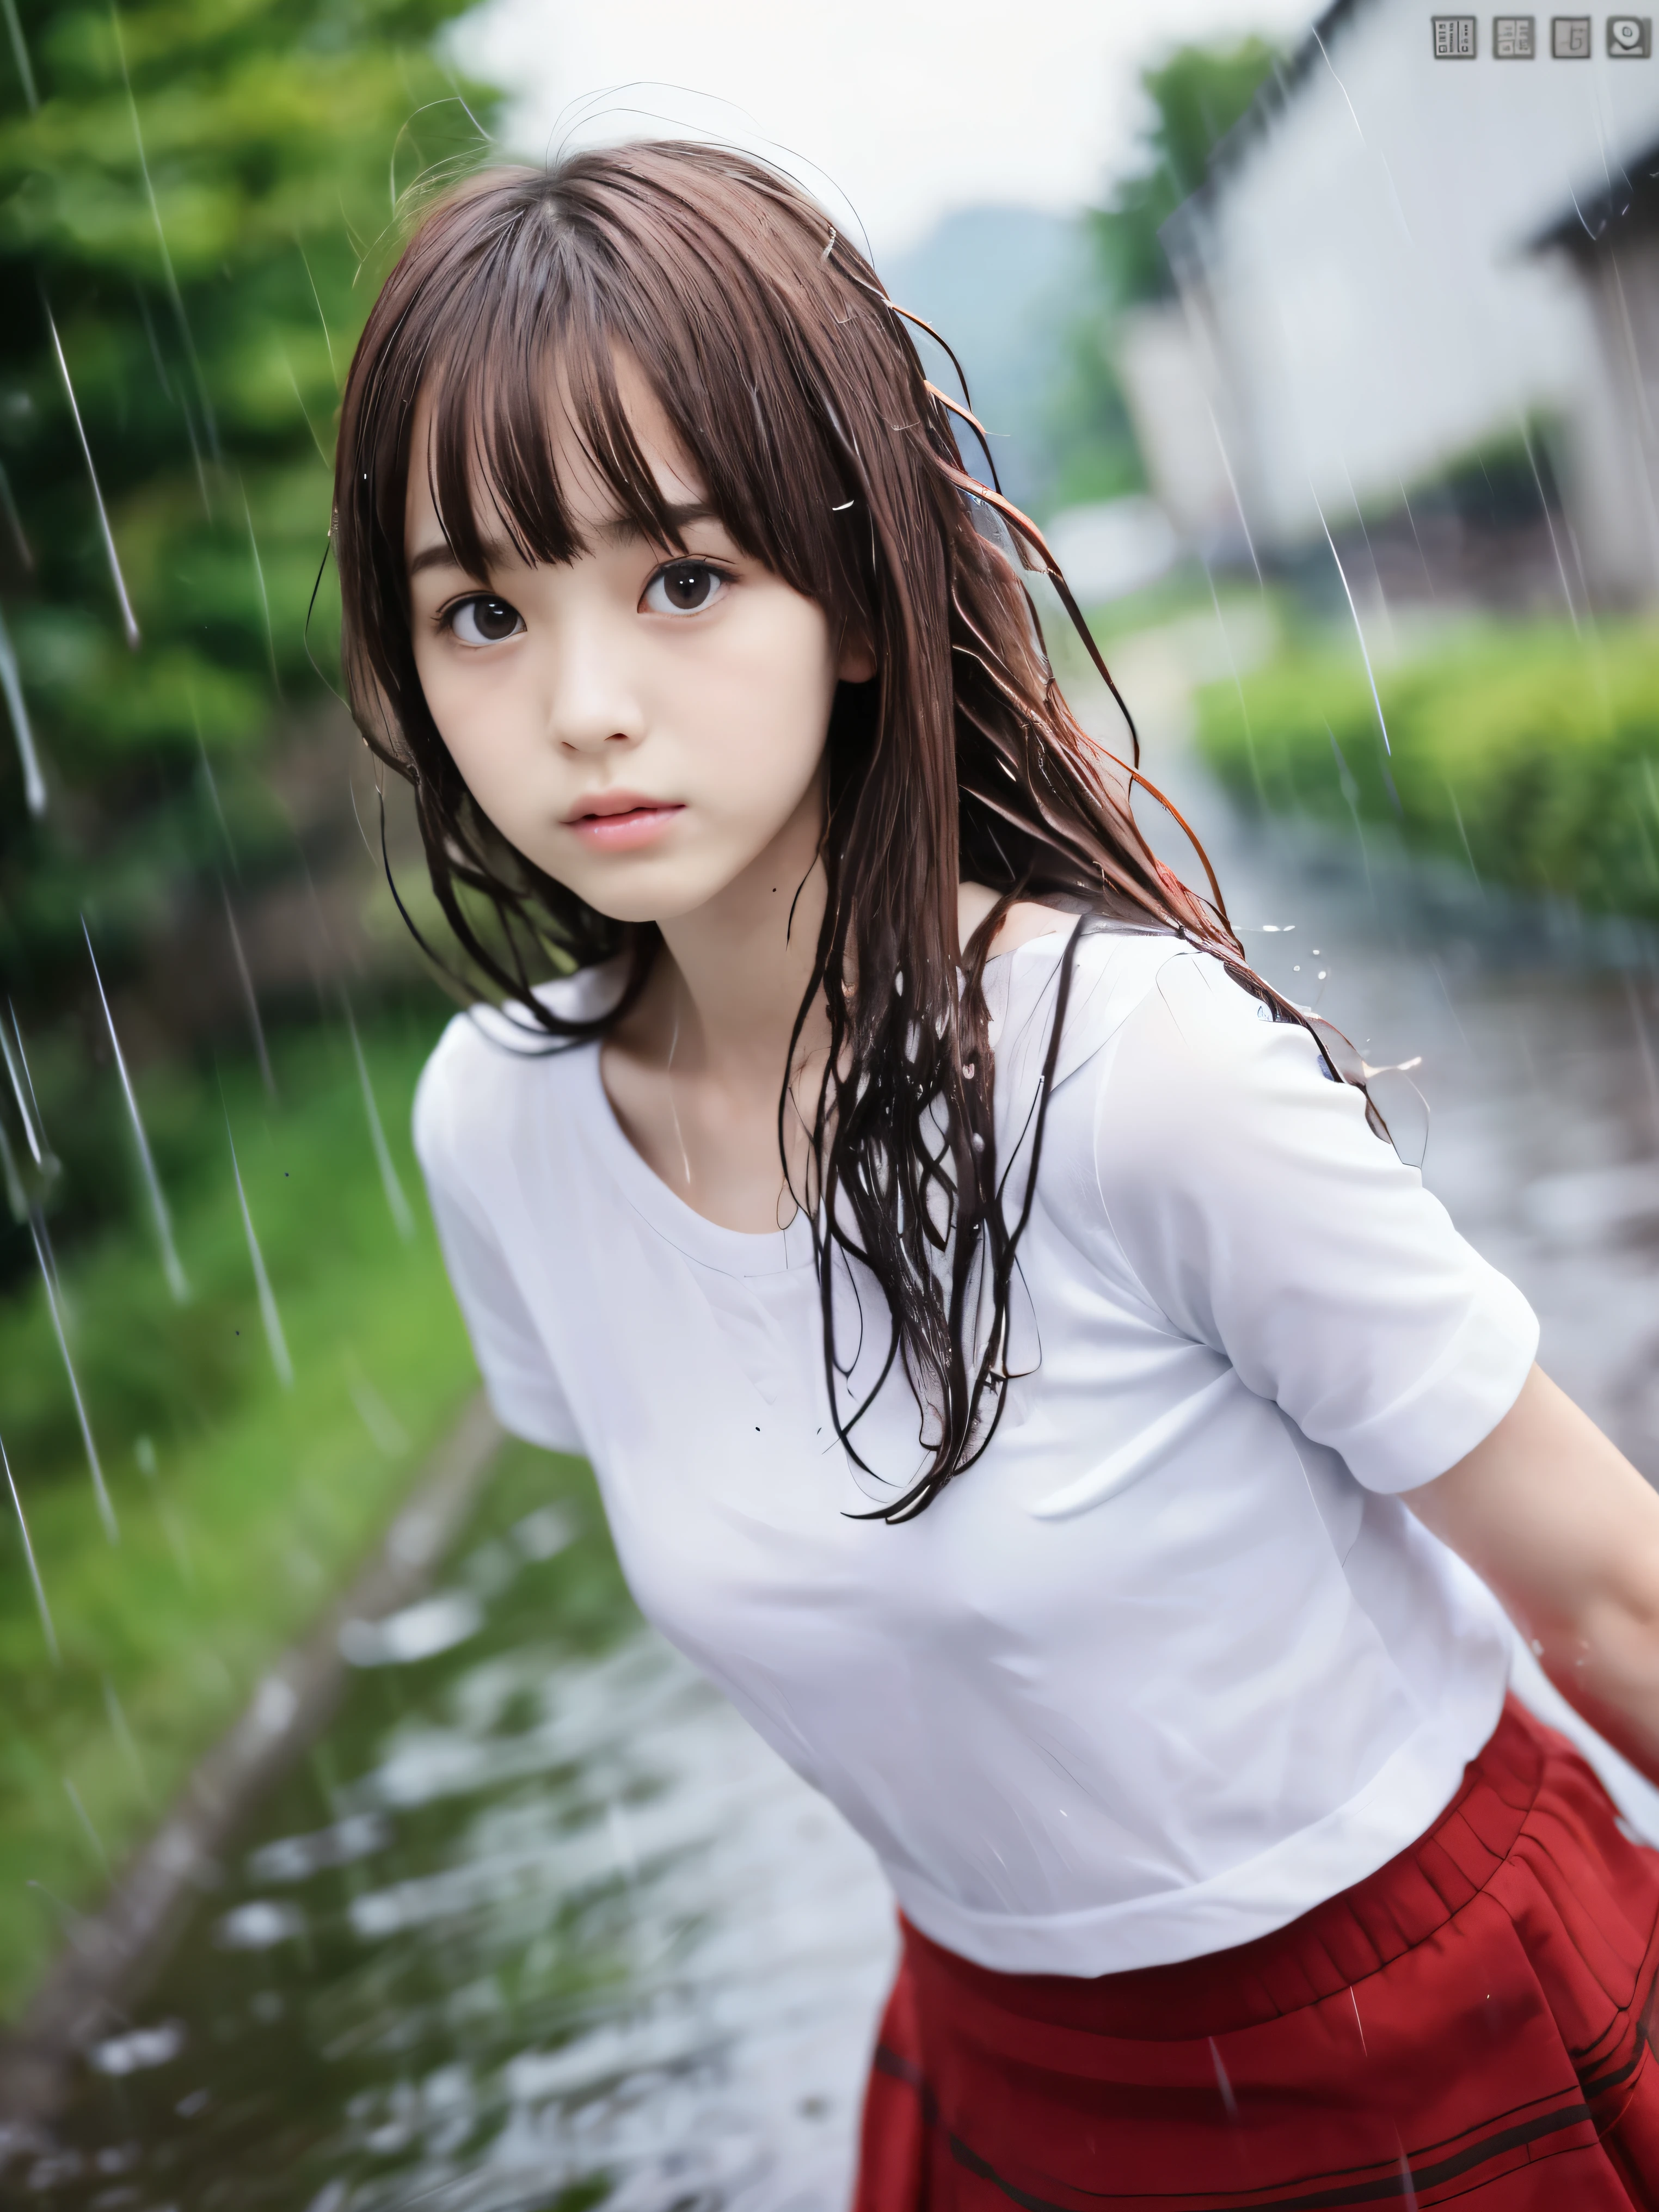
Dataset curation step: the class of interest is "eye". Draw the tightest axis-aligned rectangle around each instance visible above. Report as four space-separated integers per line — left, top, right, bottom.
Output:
447 595 524 645
642 561 726 616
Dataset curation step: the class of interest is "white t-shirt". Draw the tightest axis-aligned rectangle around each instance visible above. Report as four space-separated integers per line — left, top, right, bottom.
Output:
413 924 1539 1977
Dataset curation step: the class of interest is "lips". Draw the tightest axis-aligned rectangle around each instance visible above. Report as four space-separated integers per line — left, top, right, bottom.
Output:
564 790 685 852
565 789 669 821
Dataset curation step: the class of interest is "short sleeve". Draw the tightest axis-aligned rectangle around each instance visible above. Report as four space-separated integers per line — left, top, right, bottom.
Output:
1091 954 1538 1492
413 1027 586 1457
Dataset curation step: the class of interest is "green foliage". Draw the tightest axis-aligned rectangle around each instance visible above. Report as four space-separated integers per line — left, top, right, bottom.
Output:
1090 38 1280 306
1195 622 1659 917
0 1011 482 2016
0 0 496 1000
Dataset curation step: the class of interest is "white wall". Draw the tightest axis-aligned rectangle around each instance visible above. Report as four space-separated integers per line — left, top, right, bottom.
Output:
1158 0 1659 574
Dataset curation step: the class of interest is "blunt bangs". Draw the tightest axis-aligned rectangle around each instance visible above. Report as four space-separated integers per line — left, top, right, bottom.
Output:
397 156 872 640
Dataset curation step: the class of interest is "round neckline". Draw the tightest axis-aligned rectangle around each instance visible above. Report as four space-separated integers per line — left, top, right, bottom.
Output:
572 927 1076 1277
578 1042 812 1276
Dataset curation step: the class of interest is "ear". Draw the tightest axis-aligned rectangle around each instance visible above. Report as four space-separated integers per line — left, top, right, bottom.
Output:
837 626 877 685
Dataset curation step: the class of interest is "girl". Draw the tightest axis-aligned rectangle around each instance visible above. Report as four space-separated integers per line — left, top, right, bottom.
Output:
335 144 1659 2208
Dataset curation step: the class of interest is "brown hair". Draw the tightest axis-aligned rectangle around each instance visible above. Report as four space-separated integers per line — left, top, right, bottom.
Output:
333 142 1266 1519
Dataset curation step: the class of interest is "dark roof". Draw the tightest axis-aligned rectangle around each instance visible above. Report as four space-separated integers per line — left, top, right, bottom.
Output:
1529 137 1659 254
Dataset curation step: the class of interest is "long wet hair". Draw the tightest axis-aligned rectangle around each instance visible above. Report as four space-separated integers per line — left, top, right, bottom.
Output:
333 143 1280 1520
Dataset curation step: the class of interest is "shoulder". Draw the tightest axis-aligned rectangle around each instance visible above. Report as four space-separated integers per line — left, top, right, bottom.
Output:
412 958 625 1181
987 921 1209 1097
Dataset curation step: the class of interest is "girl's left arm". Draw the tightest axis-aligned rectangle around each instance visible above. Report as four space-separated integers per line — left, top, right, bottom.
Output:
1410 1366 1659 1786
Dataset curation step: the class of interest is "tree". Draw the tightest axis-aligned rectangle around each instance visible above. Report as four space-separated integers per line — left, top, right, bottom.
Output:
1091 38 1281 306
1042 36 1280 513
0 0 495 1261
0 0 494 993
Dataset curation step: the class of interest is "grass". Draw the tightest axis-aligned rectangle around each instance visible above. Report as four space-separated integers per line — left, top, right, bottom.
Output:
1194 616 1659 919
0 1001 483 2021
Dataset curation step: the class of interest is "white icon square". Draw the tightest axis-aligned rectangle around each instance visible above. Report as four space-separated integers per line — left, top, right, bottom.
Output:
1608 14 1652 51
1552 13 1593 50
1495 13 1537 50
1433 13 1479 52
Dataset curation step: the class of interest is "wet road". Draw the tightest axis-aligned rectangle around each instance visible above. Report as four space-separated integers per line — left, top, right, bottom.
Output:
10 615 1659 2210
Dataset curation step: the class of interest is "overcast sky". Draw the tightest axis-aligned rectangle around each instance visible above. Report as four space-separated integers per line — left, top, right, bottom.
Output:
460 0 1318 260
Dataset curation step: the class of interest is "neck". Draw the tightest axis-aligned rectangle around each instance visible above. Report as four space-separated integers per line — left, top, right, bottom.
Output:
652 786 828 1084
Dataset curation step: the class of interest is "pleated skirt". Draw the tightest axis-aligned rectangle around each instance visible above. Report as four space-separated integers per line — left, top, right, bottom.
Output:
855 1697 1659 2209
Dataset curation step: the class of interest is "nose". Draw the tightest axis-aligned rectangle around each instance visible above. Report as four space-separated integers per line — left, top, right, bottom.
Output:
544 606 645 757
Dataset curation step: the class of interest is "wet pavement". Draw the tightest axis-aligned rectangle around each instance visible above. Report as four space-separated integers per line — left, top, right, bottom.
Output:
8 613 1659 2210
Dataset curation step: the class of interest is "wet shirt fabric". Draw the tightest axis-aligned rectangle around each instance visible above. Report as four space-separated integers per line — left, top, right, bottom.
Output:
412 924 1539 1978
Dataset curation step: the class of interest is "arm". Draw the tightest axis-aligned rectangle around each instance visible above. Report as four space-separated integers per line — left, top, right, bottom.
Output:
1408 1365 1659 1786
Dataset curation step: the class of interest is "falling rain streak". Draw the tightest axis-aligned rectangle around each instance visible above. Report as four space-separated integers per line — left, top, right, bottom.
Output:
3 1430 59 1663
0 601 46 814
1 1006 46 1166
1 0 36 111
222 882 275 1097
42 302 141 650
114 9 218 460
241 481 281 697
343 997 415 1241
225 1116 293 1387
30 1214 116 1543
1312 487 1392 757
84 921 188 1302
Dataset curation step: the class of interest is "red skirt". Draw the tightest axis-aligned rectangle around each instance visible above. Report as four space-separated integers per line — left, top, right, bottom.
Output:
855 1698 1659 2209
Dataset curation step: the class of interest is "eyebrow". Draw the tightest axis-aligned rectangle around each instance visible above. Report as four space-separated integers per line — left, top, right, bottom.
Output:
405 503 721 580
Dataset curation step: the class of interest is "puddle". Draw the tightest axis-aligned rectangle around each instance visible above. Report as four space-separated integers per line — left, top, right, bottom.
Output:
11 1455 895 2210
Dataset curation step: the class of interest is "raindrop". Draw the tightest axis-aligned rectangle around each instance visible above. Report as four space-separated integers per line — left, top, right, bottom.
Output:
1312 484 1390 754
224 1113 293 1387
1208 2036 1238 2121
84 919 188 1301
113 16 218 459
222 880 274 1096
30 1213 116 1541
42 301 140 649
0 601 46 815
3 1428 59 1662
0 1108 25 1219
195 718 237 875
241 480 281 697
2 1002 47 1166
1 0 37 110
293 238 339 386
0 458 32 569
343 995 415 1241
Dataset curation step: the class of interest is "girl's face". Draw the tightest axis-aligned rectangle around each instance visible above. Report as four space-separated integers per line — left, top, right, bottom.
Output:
404 366 873 926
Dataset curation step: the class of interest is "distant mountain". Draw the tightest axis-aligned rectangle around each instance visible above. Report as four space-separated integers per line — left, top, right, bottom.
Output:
877 205 1092 517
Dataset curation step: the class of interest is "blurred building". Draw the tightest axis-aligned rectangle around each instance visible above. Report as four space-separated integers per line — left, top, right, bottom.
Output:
1125 0 1659 605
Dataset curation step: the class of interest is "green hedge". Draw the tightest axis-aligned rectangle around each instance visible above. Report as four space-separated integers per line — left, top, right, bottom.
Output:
1194 622 1659 918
